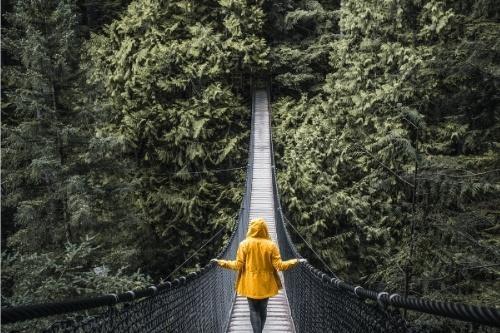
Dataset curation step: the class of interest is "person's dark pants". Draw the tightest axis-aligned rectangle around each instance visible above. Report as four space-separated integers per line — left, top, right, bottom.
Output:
247 297 269 333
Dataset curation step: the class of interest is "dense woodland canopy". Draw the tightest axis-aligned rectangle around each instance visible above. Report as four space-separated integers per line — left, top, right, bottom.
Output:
1 0 499 332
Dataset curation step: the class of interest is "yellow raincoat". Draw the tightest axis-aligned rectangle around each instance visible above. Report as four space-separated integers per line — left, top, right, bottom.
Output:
217 218 298 299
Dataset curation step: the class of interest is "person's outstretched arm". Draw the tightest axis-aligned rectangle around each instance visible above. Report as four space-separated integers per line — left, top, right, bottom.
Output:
271 244 299 271
214 243 245 271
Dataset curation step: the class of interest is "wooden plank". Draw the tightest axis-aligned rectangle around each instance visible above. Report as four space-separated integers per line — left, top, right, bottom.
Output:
226 90 295 333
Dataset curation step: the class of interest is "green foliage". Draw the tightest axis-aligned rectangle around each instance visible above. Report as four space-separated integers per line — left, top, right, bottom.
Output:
3 236 150 304
272 0 499 331
266 0 338 94
83 0 268 277
2 0 267 322
2 236 150 332
2 0 498 332
2 0 87 251
220 0 269 68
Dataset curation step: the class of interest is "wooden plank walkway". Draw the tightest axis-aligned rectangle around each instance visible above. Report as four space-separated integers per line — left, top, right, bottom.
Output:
226 90 295 333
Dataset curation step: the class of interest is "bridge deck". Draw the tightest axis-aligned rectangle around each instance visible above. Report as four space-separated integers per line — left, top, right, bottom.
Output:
226 91 295 333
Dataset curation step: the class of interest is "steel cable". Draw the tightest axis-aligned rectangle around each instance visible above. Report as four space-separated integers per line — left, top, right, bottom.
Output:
266 85 500 331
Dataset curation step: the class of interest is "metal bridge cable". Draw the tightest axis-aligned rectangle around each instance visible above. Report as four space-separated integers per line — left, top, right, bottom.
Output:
420 168 500 178
280 212 338 278
267 85 500 328
163 225 228 282
163 166 246 175
1 91 256 328
351 142 413 188
351 142 414 188
95 166 247 175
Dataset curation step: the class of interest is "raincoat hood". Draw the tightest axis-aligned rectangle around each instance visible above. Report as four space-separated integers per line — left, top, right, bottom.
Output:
246 218 271 240
217 216 299 299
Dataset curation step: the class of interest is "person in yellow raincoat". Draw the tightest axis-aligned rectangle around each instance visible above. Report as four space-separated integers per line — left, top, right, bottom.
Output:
211 217 306 333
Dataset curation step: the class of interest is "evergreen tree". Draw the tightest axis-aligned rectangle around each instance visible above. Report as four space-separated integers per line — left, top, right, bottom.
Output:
2 1 498 332
273 1 499 330
265 0 339 94
2 0 84 252
1 0 149 318
84 0 268 277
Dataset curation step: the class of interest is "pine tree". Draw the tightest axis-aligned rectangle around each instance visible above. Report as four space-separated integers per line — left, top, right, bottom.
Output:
84 0 268 277
265 0 339 94
1 1 150 316
272 2 499 331
2 0 84 251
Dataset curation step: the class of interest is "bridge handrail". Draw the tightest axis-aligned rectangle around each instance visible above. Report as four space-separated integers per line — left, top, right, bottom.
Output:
266 84 500 329
1 93 256 331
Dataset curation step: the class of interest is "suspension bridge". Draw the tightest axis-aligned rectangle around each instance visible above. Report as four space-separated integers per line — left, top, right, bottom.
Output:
2 89 499 332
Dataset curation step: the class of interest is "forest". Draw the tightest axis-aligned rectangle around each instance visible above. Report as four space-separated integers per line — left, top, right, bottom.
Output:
1 0 499 332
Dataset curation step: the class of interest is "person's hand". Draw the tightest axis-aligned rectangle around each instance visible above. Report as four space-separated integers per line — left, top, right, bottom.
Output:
210 259 219 264
298 258 307 263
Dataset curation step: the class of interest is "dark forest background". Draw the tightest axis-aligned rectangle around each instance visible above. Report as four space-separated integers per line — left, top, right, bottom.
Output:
2 1 498 332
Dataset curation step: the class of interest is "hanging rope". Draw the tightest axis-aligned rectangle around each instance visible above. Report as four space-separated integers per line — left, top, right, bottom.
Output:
0 98 257 331
280 212 338 278
267 89 500 330
163 225 228 281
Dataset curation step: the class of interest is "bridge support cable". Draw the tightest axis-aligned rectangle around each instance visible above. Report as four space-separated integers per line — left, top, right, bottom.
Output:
266 86 500 331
